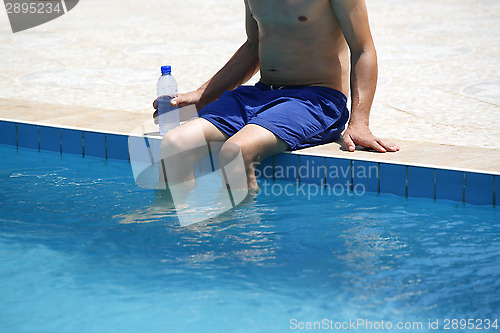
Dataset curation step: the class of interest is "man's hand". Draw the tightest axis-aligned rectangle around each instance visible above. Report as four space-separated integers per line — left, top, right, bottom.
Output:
342 123 400 153
153 90 203 124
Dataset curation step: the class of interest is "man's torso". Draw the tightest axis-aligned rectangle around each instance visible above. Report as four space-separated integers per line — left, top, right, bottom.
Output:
246 0 350 95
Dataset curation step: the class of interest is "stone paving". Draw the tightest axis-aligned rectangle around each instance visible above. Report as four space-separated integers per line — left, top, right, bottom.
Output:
0 0 499 172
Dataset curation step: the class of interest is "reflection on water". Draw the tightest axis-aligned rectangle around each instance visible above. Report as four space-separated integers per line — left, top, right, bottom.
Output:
113 182 282 267
114 189 178 224
1 146 499 332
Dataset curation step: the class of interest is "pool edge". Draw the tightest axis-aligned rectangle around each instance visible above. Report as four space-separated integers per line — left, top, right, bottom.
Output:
0 119 497 207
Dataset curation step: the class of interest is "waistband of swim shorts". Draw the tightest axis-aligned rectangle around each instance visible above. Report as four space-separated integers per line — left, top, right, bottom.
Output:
255 81 347 103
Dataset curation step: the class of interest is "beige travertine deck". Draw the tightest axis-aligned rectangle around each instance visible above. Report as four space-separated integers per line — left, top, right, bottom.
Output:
0 0 499 174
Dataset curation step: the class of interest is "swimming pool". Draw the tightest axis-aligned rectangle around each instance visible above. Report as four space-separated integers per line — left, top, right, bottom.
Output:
1 144 498 332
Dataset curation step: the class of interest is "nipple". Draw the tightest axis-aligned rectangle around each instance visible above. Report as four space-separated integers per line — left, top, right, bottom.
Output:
298 16 308 22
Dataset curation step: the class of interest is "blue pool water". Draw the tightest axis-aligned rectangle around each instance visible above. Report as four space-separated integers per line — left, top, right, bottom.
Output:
0 145 499 333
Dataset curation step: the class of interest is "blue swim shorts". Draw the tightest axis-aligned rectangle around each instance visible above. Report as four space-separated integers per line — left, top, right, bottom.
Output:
198 81 349 150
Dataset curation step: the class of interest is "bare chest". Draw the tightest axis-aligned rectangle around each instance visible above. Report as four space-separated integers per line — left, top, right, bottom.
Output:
247 0 333 29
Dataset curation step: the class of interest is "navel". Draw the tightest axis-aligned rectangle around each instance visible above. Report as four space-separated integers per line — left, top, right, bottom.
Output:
298 16 308 22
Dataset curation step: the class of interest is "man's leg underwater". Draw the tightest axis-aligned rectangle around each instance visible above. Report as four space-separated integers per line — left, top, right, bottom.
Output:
219 124 289 191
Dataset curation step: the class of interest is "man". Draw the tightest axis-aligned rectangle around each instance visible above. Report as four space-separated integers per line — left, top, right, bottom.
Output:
154 0 399 191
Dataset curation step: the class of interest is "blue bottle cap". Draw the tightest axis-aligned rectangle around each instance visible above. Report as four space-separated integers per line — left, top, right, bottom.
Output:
161 65 171 74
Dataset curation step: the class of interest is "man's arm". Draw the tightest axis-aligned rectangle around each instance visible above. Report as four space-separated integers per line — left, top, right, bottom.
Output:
168 0 259 111
330 0 399 153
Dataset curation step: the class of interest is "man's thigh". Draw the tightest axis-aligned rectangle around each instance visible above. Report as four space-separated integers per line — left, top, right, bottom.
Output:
162 117 228 147
225 124 289 162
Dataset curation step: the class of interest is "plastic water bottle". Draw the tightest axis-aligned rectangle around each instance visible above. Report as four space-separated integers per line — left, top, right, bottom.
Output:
157 65 179 135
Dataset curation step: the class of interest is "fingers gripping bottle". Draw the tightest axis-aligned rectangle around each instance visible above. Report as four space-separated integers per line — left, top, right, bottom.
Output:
157 65 180 135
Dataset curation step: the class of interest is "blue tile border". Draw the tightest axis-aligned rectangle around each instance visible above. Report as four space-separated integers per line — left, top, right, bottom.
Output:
380 163 406 196
436 169 464 202
83 131 106 158
106 133 129 161
274 153 299 182
0 120 17 146
407 166 435 199
325 157 351 191
0 120 498 206
61 128 83 156
39 126 60 153
17 123 38 150
298 155 325 185
495 175 498 207
465 172 494 206
353 160 379 193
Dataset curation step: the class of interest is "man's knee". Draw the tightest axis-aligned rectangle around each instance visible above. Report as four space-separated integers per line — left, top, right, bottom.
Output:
219 140 258 170
219 141 243 165
161 130 191 156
